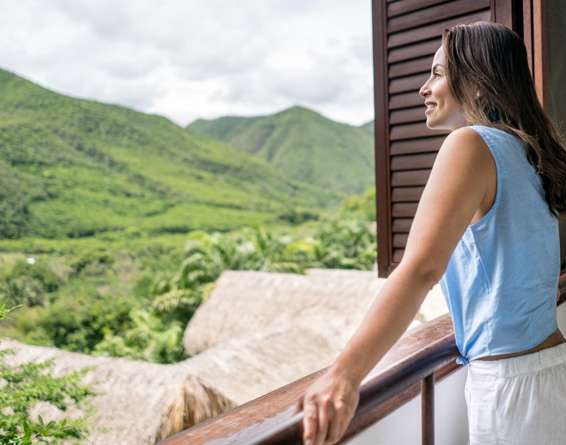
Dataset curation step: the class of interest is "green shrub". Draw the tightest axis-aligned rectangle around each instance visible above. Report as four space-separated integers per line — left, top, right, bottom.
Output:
0 168 33 239
312 218 376 269
276 207 320 224
338 187 376 222
94 308 185 363
0 303 94 444
29 293 136 353
0 259 62 308
69 252 114 277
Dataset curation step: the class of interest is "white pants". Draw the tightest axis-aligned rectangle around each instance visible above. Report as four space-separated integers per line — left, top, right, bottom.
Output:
465 342 566 444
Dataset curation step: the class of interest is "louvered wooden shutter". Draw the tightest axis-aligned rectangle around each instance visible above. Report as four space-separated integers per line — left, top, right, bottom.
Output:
372 0 524 277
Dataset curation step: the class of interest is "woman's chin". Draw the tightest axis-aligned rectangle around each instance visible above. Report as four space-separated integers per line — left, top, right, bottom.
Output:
425 114 445 130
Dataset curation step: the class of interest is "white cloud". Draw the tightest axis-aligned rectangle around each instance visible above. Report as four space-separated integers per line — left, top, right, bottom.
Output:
0 0 373 126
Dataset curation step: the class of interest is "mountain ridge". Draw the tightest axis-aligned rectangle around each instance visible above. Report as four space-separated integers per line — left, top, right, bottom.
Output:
187 105 374 195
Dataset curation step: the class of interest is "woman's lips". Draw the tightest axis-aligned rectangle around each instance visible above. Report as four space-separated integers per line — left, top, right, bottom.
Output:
425 105 436 115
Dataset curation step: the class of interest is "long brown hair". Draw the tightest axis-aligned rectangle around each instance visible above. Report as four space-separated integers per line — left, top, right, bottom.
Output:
442 20 566 217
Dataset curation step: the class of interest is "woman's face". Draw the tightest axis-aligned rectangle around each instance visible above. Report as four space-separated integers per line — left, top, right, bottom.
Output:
419 46 468 131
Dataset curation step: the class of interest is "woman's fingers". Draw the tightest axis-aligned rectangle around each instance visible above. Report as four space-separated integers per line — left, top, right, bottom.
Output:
326 400 345 443
303 397 318 445
315 398 332 445
300 370 360 445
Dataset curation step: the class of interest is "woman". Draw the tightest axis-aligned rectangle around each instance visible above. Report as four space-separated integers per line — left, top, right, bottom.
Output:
298 21 566 445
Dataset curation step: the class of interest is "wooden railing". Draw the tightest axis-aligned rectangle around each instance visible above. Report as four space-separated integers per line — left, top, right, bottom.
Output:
159 273 566 445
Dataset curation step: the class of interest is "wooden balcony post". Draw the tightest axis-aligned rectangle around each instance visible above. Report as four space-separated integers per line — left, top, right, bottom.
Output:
421 373 434 445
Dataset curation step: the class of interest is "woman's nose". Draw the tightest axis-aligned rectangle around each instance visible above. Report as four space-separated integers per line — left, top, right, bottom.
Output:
419 82 429 98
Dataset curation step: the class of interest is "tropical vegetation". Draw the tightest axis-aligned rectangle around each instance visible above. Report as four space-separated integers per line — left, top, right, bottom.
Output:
0 187 376 364
0 304 94 444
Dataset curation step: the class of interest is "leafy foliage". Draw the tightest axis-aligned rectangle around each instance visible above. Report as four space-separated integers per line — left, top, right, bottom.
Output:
310 218 376 269
338 187 376 222
0 204 377 364
69 252 114 278
25 293 136 353
0 303 94 444
275 207 320 224
0 165 33 239
0 259 61 308
94 309 185 363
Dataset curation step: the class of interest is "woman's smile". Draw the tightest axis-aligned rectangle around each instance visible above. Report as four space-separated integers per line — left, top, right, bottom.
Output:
425 105 436 115
424 100 438 115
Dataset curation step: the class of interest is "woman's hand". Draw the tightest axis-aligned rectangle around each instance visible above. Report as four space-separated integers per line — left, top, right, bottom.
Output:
297 367 360 445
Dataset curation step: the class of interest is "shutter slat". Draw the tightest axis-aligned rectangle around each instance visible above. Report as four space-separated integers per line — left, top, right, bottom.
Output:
393 233 409 248
389 72 429 94
388 38 441 63
392 186 424 201
390 107 428 125
390 122 444 140
390 136 446 155
391 153 437 170
393 218 413 232
393 249 404 263
390 92 423 109
389 57 431 78
388 0 490 33
391 169 431 187
388 0 450 18
392 202 419 217
388 9 490 48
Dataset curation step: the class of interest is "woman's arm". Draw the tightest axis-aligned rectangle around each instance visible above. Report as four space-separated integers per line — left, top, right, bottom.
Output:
300 126 494 445
328 126 493 385
328 260 438 387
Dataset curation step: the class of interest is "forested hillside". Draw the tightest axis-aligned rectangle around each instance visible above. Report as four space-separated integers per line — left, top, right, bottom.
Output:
187 106 374 195
0 69 339 239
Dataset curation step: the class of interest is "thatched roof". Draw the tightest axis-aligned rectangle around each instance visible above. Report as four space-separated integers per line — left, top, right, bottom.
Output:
0 339 233 445
174 268 447 408
184 268 447 355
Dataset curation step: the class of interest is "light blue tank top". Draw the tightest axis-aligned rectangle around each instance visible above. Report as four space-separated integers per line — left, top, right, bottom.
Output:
439 124 561 366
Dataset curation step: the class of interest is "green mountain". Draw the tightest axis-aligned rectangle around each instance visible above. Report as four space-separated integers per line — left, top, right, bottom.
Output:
187 106 374 196
361 120 374 134
0 69 339 239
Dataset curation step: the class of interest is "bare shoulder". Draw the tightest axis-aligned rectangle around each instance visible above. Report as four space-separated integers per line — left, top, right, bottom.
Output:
442 126 489 153
437 126 493 176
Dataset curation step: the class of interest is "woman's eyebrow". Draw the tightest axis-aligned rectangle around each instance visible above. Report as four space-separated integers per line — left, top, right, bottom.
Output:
431 63 445 71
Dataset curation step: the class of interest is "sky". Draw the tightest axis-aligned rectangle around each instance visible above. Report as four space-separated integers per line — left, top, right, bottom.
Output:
0 0 374 127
